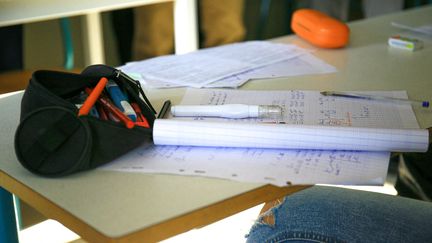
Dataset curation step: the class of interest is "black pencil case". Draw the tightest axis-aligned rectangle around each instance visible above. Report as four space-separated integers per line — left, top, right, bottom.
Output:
14 64 156 177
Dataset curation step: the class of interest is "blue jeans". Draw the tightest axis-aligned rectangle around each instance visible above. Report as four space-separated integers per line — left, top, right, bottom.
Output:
246 186 432 242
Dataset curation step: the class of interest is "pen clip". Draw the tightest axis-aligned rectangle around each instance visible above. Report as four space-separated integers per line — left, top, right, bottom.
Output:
158 100 172 119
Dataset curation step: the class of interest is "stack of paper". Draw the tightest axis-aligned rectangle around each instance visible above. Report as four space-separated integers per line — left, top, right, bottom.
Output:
119 41 337 88
101 89 424 186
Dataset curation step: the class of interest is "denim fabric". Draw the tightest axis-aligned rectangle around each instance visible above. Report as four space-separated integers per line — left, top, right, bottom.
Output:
246 186 432 243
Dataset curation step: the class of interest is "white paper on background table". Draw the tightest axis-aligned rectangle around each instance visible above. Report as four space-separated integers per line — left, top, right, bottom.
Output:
118 41 336 88
205 53 337 88
391 22 432 36
101 89 421 186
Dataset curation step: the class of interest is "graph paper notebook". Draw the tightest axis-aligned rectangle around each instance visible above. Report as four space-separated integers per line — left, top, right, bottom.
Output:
153 120 428 152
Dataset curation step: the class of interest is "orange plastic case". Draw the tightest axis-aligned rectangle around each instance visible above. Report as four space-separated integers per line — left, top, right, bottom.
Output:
291 9 350 48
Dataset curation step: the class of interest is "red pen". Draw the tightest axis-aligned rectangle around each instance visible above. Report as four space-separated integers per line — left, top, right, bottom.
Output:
131 102 150 128
85 88 135 129
96 103 108 121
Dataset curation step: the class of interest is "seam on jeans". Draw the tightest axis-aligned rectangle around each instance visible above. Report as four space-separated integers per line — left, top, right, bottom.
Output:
267 231 345 243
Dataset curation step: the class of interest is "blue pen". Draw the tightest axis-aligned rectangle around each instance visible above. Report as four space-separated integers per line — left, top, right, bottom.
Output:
321 91 430 108
90 106 100 118
106 80 137 121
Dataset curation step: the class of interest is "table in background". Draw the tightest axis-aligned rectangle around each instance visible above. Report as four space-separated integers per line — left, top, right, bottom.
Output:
0 0 198 65
1 5 432 243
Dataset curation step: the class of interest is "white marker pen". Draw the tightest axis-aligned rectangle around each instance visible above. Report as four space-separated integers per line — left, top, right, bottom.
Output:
171 104 283 119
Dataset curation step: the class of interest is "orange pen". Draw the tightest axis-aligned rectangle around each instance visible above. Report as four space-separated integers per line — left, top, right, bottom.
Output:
78 77 108 116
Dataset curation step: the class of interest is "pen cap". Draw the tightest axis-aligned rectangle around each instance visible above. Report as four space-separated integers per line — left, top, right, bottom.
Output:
15 107 92 176
258 105 284 119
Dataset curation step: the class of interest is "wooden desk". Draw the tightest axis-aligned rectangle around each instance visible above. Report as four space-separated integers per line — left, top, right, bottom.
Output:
0 0 198 65
1 5 432 243
0 69 82 95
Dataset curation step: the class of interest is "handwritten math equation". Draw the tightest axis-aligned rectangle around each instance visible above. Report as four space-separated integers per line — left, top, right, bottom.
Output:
204 90 398 128
122 144 383 186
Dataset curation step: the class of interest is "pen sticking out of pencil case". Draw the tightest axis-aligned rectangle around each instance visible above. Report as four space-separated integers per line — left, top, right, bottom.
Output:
14 65 157 177
291 9 350 48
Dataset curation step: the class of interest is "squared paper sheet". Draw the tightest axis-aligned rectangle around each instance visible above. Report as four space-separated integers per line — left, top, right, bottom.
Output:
136 51 337 89
118 41 337 89
206 52 337 88
101 90 420 186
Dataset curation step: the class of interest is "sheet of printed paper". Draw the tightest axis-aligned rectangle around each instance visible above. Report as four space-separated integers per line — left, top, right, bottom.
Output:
205 52 337 88
136 53 337 89
118 41 310 88
101 89 420 186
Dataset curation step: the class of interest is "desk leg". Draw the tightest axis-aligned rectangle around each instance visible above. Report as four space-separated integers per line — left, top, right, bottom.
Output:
81 12 105 65
174 0 199 55
0 187 19 243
